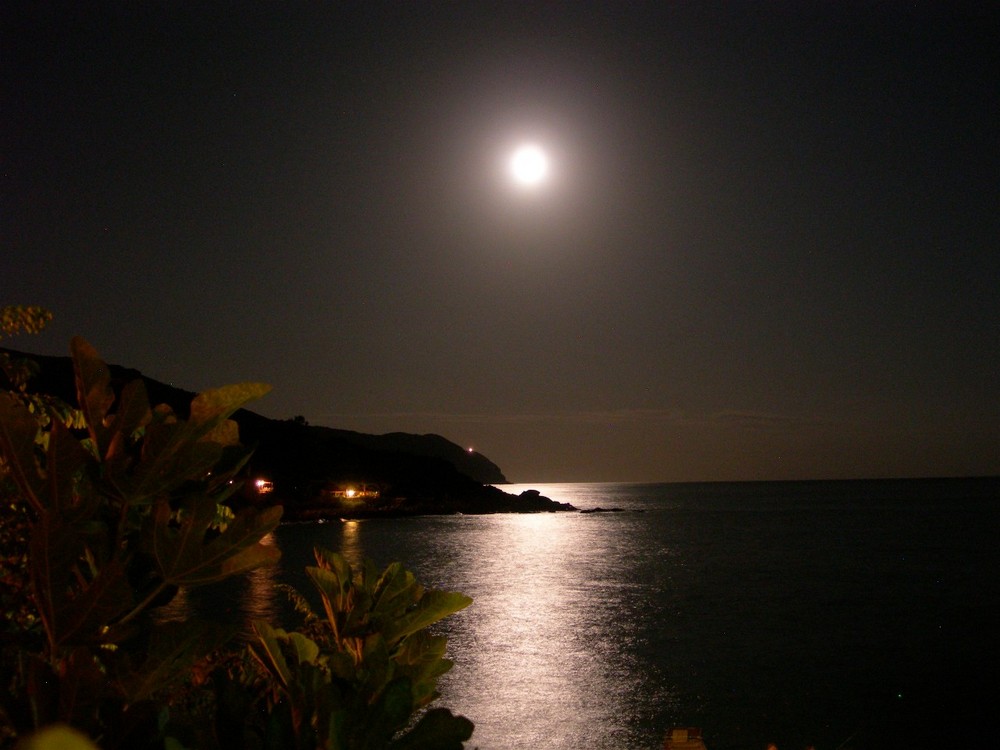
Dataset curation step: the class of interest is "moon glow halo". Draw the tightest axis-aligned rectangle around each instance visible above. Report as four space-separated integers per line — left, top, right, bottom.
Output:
509 144 549 186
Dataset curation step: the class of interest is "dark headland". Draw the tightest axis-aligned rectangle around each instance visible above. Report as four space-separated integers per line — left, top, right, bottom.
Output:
2 347 576 519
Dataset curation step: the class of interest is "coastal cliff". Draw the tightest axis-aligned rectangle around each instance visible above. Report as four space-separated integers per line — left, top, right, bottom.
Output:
2 347 574 518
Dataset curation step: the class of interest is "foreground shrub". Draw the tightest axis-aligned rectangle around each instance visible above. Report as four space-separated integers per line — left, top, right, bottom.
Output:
0 335 474 749
0 337 280 746
246 549 473 749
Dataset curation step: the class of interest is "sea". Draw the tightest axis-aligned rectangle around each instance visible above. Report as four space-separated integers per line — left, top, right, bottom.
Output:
169 477 1000 750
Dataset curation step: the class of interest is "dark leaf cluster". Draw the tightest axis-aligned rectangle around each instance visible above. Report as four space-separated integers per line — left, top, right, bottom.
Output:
0 333 473 750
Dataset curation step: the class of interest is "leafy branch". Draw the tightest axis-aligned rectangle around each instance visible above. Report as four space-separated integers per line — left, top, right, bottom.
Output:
0 336 280 746
246 549 473 750
1 329 475 750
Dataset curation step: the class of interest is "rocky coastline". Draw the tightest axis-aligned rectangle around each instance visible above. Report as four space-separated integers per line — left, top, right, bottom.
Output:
3 347 578 519
287 488 576 522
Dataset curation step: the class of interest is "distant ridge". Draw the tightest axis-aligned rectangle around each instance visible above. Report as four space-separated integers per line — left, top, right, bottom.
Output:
1 347 574 517
1 347 502 479
315 428 507 485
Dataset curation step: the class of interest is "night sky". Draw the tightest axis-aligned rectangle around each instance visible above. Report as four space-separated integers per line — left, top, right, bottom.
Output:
4 3 998 482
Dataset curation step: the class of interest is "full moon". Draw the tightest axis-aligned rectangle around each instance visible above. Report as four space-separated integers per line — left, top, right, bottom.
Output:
509 143 549 186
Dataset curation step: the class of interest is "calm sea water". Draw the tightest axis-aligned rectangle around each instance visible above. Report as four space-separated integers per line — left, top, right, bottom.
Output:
174 478 1000 750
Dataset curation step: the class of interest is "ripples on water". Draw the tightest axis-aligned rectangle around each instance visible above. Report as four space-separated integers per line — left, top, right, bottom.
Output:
163 478 1000 750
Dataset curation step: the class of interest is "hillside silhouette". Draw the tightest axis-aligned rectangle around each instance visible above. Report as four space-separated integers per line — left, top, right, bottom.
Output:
1 347 574 517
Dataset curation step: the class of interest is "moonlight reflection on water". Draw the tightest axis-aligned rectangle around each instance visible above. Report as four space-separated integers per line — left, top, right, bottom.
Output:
430 513 671 749
160 510 679 749
146 479 1000 749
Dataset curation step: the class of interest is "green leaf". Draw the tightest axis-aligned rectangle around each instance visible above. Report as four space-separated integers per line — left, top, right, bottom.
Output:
121 382 269 504
371 563 422 619
152 499 282 587
118 619 236 702
307 549 358 637
175 440 225 482
44 420 95 520
189 383 272 428
305 565 350 636
125 418 189 502
277 583 318 622
58 648 109 726
357 633 392 696
104 378 151 462
313 547 355 594
202 417 241 448
324 710 349 750
287 629 321 666
369 677 415 743
70 336 116 459
382 590 472 645
250 620 322 693
0 391 45 512
393 631 453 708
0 405 95 518
54 560 133 649
30 515 134 650
249 550 471 750
250 620 294 689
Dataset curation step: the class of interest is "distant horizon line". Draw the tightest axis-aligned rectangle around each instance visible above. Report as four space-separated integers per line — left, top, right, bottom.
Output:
496 474 1000 486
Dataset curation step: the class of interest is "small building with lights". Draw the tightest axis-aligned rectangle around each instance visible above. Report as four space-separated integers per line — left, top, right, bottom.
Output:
324 483 380 501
